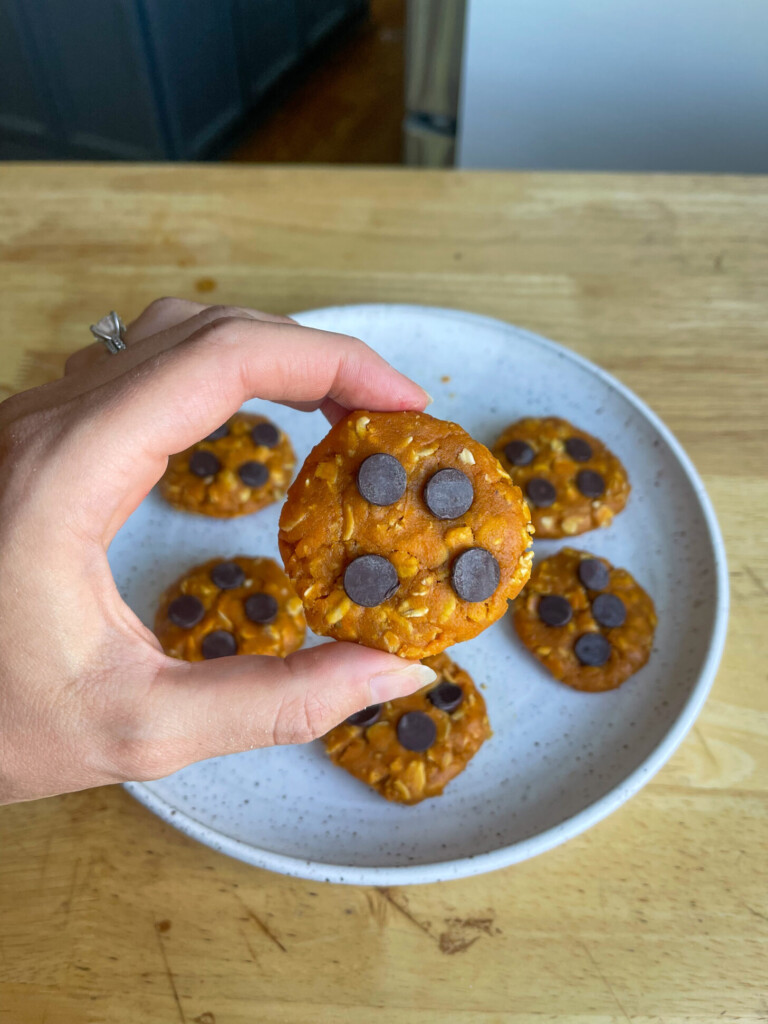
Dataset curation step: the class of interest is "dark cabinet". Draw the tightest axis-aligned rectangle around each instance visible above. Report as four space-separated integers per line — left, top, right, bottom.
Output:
233 0 301 103
0 0 368 159
24 0 169 158
0 2 58 154
296 0 363 48
141 0 244 158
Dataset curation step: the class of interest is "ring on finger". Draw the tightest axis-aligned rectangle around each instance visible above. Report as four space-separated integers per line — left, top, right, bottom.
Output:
90 311 127 355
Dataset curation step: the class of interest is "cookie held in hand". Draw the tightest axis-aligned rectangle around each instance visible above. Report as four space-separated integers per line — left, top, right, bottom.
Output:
279 409 534 659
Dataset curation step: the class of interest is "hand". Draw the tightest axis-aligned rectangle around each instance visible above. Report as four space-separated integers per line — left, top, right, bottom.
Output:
0 298 436 804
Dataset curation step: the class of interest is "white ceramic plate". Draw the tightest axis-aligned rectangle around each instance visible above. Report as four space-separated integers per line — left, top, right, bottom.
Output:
113 304 728 885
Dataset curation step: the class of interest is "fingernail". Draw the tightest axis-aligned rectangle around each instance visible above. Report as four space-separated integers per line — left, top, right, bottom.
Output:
369 663 437 703
423 391 434 407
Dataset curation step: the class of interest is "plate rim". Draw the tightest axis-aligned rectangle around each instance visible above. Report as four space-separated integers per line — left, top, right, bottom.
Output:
125 303 729 885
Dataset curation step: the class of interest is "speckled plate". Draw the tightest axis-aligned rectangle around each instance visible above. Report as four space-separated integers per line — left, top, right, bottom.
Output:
113 304 728 885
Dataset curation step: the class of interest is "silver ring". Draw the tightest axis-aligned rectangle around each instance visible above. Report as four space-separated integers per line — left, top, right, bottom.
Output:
90 311 127 355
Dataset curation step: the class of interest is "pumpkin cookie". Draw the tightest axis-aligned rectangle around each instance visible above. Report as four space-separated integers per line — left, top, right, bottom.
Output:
513 548 656 692
278 410 534 660
323 652 491 804
154 555 305 661
160 412 294 517
493 416 630 538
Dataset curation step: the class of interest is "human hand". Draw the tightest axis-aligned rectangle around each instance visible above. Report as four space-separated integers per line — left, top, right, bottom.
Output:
0 298 436 804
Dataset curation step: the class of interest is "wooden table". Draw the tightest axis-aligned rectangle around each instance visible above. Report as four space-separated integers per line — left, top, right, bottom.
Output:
1 165 766 1023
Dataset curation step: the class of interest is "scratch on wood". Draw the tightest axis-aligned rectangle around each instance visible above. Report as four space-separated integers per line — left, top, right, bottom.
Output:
438 931 479 955
155 921 187 1024
443 916 495 936
694 725 719 771
598 878 609 921
743 903 768 922
579 940 632 1024
744 565 768 597
376 887 437 944
239 925 260 965
234 894 287 953
61 857 81 916
365 888 389 927
38 830 54 889
438 914 498 954
377 890 492 955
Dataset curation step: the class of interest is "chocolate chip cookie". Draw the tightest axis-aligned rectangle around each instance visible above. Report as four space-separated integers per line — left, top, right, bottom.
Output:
513 548 656 692
154 555 306 661
493 416 630 538
323 652 491 804
160 412 294 517
278 410 534 660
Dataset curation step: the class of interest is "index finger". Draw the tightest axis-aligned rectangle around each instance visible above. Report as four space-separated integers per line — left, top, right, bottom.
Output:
64 299 293 378
63 316 430 540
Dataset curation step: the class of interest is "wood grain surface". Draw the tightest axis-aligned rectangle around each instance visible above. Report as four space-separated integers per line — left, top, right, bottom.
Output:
0 165 766 1024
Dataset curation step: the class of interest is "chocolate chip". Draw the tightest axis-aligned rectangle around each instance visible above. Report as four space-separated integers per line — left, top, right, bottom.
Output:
251 421 280 448
396 711 437 752
451 547 500 603
504 439 534 466
574 632 611 666
526 477 556 507
591 593 626 628
204 423 229 442
189 450 221 478
424 468 474 519
343 555 399 607
167 594 204 629
238 460 269 488
210 561 246 590
565 437 593 462
244 592 278 624
427 681 464 713
576 470 605 498
201 630 237 659
538 594 572 627
347 704 382 727
578 558 610 591
357 453 407 506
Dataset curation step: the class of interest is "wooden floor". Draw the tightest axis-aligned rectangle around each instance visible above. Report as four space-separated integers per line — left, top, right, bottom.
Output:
228 0 405 165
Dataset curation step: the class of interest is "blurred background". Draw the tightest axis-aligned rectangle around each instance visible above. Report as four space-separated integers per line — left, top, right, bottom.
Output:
2 0 767 172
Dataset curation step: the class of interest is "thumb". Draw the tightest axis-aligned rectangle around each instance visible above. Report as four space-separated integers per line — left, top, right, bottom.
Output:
135 644 437 779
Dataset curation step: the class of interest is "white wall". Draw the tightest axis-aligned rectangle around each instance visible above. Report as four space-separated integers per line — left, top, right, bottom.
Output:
457 0 768 172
